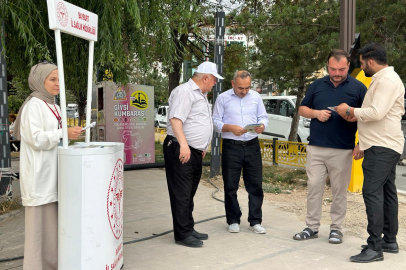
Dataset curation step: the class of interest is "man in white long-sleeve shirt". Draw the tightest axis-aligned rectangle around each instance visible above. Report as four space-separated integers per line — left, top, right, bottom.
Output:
336 42 405 263
212 70 268 234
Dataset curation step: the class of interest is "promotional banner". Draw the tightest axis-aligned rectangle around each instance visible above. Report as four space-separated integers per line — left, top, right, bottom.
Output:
104 83 155 165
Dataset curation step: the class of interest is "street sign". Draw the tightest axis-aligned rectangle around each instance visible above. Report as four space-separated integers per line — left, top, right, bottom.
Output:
47 0 98 41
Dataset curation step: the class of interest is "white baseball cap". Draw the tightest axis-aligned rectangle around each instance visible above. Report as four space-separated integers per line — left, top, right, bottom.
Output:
195 62 224 80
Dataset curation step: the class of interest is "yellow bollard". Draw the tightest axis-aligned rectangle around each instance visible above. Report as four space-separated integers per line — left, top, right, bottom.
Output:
347 68 372 193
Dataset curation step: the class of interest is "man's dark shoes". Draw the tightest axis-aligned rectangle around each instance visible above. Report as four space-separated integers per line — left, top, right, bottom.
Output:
192 230 208 240
350 246 384 263
361 241 399 253
175 236 203 248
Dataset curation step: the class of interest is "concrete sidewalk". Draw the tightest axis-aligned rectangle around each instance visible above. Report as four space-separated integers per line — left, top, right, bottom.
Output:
1 167 406 270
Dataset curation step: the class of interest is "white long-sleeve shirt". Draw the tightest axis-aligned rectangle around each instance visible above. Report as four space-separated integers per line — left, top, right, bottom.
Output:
212 89 268 141
20 97 63 206
354 67 405 154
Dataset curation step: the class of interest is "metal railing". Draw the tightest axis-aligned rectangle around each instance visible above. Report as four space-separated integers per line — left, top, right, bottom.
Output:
156 130 308 168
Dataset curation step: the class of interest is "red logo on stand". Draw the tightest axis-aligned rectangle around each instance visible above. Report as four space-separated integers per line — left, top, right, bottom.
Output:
107 159 124 239
56 2 68 27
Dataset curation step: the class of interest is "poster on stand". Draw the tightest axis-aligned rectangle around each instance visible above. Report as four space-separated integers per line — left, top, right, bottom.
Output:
104 83 155 165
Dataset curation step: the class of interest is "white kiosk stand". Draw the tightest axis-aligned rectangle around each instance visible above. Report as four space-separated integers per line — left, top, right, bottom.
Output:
47 1 124 269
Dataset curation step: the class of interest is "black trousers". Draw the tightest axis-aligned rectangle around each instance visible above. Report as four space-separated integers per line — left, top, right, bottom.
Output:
362 146 400 251
222 138 264 226
163 135 203 241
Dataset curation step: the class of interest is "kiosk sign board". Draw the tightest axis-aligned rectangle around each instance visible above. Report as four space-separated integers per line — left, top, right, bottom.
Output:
103 83 155 165
47 0 98 41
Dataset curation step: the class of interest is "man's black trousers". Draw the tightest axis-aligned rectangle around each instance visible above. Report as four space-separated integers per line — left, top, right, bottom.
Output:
163 135 203 241
362 146 400 251
222 138 264 226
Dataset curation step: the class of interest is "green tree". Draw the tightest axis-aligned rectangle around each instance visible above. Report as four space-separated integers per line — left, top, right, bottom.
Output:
356 0 406 81
235 0 340 141
0 0 200 117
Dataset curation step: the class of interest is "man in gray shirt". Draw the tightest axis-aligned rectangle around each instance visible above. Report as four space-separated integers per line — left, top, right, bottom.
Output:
164 62 223 248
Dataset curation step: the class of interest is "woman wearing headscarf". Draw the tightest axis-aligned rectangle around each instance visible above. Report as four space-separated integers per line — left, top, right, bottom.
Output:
13 62 83 270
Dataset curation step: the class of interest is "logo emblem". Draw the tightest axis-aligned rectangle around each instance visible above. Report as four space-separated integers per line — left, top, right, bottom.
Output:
56 2 68 27
130 91 148 109
107 159 124 239
113 87 127 101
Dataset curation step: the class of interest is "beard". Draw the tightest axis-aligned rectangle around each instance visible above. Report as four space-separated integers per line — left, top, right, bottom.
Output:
330 75 346 83
363 69 373 77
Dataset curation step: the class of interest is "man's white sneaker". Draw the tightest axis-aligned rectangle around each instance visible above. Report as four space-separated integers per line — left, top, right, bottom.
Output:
249 224 266 234
228 223 240 233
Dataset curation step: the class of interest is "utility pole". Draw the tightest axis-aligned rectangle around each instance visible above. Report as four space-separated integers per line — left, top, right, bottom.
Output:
0 20 12 198
210 11 225 177
340 0 356 52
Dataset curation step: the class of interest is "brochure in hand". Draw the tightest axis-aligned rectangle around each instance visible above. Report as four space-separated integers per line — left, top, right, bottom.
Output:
243 124 262 133
327 106 336 112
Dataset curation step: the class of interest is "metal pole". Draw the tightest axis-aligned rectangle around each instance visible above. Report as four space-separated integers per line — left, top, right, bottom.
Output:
54 29 69 148
85 40 94 142
210 11 225 177
0 20 12 197
340 0 356 52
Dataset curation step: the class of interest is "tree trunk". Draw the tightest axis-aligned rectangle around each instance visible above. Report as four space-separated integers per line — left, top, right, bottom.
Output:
288 71 306 142
168 31 188 95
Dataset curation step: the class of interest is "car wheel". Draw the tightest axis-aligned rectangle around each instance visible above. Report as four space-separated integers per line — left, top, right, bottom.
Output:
155 121 159 127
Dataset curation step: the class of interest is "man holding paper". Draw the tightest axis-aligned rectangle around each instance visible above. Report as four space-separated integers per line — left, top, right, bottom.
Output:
212 70 268 234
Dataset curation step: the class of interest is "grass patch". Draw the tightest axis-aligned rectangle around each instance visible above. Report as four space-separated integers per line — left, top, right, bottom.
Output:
0 197 23 215
201 163 308 194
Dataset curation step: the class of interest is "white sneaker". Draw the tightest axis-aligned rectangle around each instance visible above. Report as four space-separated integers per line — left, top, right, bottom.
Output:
228 223 240 233
249 224 266 234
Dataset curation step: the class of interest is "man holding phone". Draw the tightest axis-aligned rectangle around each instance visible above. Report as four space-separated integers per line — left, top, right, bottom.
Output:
293 49 367 244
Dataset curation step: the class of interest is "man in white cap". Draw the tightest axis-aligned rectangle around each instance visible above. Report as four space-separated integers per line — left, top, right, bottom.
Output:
163 61 223 247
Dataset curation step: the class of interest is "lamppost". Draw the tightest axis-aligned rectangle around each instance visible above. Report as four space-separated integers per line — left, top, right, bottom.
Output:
210 10 225 177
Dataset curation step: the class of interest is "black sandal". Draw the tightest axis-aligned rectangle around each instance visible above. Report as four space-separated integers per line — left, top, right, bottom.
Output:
293 228 318 241
329 230 343 244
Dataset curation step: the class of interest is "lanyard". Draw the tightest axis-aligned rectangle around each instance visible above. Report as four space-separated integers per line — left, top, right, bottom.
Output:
44 101 62 128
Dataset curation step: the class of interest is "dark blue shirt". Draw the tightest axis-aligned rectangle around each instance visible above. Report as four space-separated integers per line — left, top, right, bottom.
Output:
301 75 367 149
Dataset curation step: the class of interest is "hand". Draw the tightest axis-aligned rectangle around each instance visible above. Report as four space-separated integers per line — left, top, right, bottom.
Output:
179 144 191 164
353 144 364 160
254 124 265 134
316 110 331 123
336 103 349 117
67 126 82 140
343 115 357 122
232 125 247 136
202 151 206 159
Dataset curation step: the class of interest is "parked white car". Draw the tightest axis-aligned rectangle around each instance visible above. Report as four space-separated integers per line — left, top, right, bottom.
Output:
258 96 310 143
67 103 79 119
155 105 169 128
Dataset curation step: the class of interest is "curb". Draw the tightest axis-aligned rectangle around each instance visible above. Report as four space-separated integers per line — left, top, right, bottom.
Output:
397 189 406 196
0 208 23 223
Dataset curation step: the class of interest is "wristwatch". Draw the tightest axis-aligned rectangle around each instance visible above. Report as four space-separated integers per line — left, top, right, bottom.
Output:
346 106 351 116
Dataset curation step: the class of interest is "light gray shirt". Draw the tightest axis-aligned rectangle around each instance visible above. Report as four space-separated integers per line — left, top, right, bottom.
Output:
213 89 268 141
167 79 213 151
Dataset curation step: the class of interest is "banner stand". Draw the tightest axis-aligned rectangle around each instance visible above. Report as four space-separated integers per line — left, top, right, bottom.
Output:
47 1 124 269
